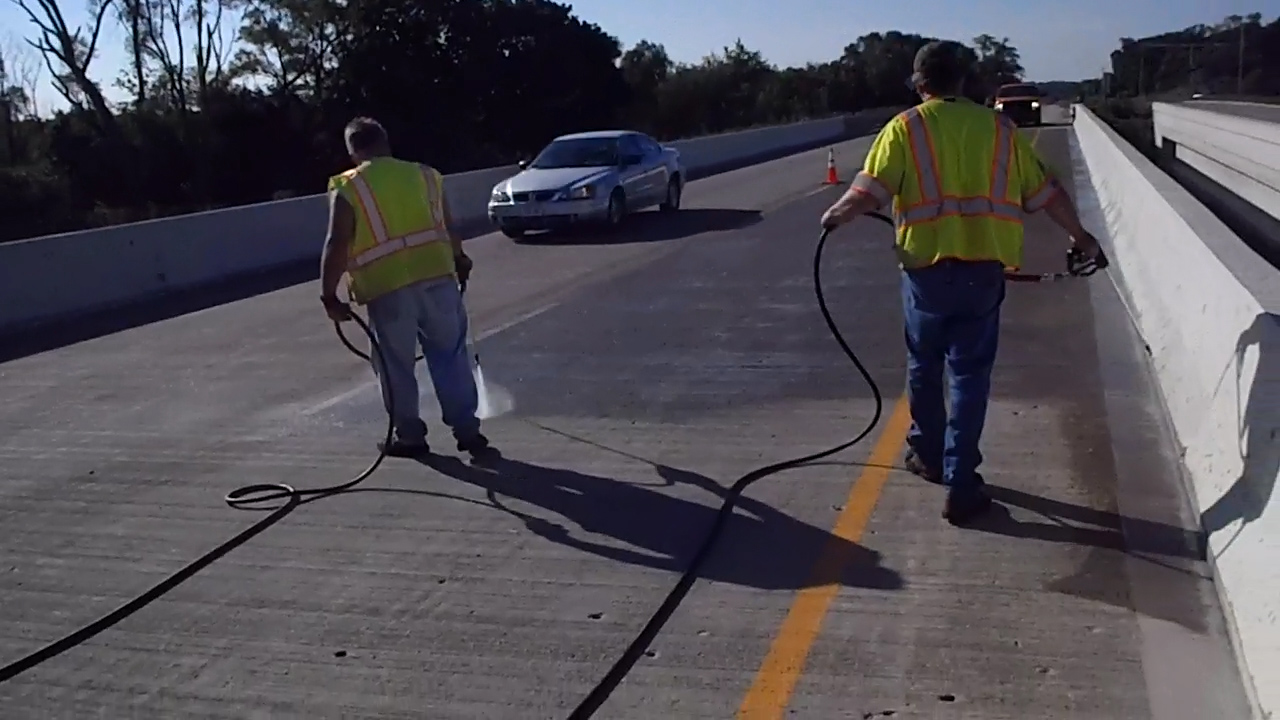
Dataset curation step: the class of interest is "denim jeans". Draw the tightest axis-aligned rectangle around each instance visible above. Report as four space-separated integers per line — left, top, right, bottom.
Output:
364 277 481 444
901 259 1006 494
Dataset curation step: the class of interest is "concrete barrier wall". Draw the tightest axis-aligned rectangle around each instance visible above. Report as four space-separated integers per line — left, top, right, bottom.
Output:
0 114 891 334
1071 104 1280 718
1152 102 1280 225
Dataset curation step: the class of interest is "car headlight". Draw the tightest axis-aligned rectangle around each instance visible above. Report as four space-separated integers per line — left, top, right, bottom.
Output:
1031 101 1040 108
564 184 595 200
491 189 510 203
993 102 1003 111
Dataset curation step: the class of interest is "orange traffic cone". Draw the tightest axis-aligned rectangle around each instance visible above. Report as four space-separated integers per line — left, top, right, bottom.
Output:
823 148 841 185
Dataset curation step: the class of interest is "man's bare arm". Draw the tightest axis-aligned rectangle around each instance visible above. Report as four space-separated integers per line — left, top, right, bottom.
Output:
320 189 356 298
823 187 885 227
1043 191 1089 242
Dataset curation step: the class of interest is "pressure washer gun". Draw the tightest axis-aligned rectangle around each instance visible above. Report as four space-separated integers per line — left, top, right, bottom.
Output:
1066 245 1108 277
1003 243 1110 283
866 210 1110 283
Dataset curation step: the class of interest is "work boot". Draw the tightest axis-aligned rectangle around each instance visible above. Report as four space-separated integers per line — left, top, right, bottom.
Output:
942 473 992 526
377 438 431 459
904 449 941 483
456 432 496 458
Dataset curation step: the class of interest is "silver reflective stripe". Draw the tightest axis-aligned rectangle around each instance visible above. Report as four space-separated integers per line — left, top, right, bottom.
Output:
352 228 447 268
896 109 1023 227
851 171 892 205
349 165 449 268
1022 178 1060 212
348 174 390 245
898 196 1022 225
902 109 941 202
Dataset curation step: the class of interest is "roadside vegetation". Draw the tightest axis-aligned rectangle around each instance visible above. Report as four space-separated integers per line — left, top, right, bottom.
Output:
1084 13 1280 159
0 0 1029 241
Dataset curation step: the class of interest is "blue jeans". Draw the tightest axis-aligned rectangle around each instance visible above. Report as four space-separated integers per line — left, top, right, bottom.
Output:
364 277 481 444
901 260 1006 494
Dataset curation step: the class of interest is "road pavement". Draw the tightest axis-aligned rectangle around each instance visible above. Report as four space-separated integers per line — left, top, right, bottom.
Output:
0 125 1251 719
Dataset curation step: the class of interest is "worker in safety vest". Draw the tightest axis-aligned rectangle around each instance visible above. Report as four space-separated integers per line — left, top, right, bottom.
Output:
820 41 1105 525
320 116 493 459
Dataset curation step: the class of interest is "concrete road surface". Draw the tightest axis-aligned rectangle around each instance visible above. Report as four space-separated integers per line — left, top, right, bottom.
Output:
0 127 1252 719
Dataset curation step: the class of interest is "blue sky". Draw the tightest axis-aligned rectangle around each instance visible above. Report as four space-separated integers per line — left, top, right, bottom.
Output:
2 0 1276 114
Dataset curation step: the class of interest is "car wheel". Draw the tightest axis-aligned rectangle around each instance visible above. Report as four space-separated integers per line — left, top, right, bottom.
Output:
606 188 626 227
659 176 681 212
500 225 524 240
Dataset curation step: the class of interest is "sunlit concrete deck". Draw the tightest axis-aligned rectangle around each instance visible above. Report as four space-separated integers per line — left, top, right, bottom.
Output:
0 115 1252 718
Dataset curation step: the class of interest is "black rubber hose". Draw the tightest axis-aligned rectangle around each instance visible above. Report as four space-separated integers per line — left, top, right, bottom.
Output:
564 222 884 718
0 313 396 683
0 221 886 705
225 312 395 510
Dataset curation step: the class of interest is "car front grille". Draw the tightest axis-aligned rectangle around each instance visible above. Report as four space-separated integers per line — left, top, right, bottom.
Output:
511 191 556 203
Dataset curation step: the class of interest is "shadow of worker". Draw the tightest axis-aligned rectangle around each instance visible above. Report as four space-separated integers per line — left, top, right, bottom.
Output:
422 454 903 593
1200 312 1280 547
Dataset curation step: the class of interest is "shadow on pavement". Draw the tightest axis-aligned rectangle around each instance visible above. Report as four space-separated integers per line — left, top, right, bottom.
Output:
421 453 903 592
970 483 1212 632
1200 312 1280 549
515 208 763 246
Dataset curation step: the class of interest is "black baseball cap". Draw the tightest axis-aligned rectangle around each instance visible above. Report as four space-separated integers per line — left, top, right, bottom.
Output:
907 40 971 90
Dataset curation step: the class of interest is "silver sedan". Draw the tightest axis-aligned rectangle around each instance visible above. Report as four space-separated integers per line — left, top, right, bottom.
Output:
486 130 686 239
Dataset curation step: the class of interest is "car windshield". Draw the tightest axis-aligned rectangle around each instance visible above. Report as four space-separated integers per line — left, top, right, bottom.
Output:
997 84 1039 99
529 138 619 169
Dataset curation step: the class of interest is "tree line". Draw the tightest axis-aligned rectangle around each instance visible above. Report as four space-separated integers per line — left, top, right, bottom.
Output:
1098 12 1280 98
0 0 1030 242
1085 12 1280 163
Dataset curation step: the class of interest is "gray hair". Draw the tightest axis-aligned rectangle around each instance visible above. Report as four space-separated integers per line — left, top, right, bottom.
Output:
344 117 389 155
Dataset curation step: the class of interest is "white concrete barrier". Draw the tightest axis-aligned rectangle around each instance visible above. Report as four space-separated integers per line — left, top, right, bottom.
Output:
1152 101 1280 225
1071 104 1280 718
0 113 895 334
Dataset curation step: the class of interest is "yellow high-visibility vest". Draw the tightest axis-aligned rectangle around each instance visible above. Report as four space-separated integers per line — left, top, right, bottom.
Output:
851 97 1063 271
327 157 456 304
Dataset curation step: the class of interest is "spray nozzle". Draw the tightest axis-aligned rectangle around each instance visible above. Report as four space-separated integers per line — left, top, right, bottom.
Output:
1066 246 1109 277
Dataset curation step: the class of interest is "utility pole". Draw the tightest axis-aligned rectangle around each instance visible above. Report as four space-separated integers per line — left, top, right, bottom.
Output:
1237 22 1245 94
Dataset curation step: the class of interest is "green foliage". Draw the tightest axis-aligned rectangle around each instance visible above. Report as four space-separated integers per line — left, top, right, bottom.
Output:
1109 13 1280 97
1 0 1036 241
1085 97 1159 164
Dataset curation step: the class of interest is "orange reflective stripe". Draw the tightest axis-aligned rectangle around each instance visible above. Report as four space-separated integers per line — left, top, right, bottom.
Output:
903 108 941 203
850 172 892 205
896 110 1023 227
1022 177 1060 212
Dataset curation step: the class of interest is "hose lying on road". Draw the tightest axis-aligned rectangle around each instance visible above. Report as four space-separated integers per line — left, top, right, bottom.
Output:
563 218 886 718
0 211 1101 715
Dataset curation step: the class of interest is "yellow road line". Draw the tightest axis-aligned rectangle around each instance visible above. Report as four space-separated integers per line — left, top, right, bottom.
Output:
736 396 912 719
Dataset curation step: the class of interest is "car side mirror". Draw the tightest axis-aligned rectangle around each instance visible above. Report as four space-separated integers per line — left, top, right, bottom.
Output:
517 158 529 170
